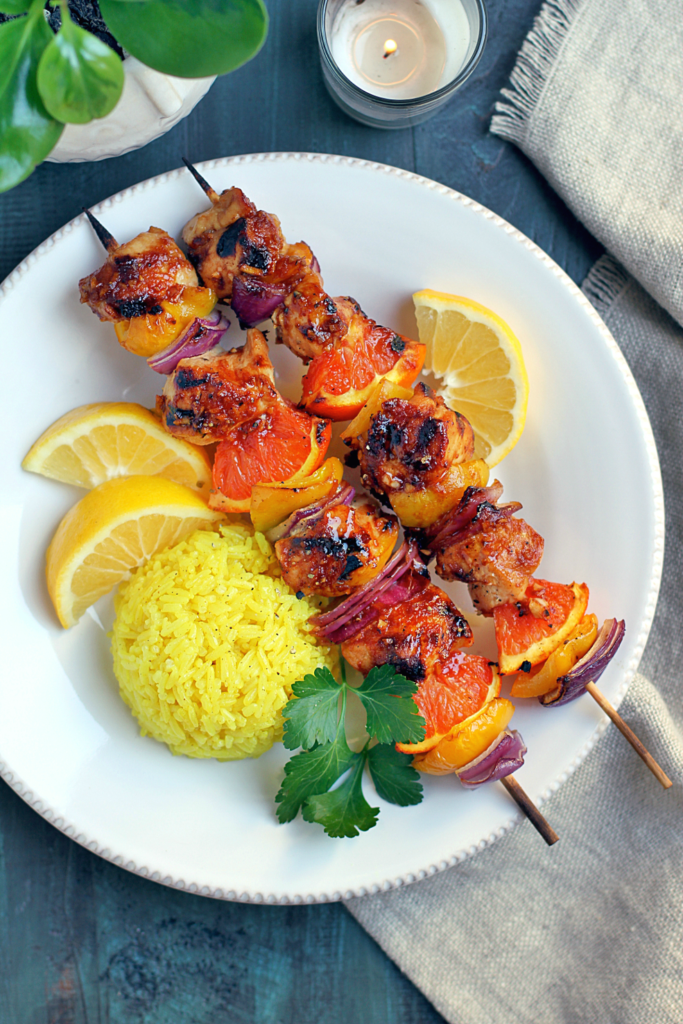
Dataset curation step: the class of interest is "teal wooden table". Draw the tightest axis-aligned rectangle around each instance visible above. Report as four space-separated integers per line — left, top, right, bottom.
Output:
0 1 601 1020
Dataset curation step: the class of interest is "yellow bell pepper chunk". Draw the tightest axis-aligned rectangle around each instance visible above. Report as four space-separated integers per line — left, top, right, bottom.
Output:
388 458 490 528
114 286 217 358
249 458 345 534
413 699 515 775
340 378 414 445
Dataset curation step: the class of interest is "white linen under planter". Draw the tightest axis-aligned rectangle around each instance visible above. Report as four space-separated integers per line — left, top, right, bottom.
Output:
47 56 215 163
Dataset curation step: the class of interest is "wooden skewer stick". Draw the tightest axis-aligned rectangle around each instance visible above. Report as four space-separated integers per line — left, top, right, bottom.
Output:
182 156 219 204
501 775 560 846
82 208 118 252
585 681 672 789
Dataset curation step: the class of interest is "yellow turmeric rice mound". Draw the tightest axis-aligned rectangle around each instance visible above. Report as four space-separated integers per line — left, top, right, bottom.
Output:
111 523 338 760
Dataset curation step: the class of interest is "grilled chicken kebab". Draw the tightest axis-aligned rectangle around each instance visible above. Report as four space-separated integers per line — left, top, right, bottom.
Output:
77 183 623 790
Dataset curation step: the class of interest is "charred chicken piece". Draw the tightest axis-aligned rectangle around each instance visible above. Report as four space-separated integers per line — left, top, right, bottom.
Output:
79 226 200 322
181 184 317 308
275 499 399 597
156 328 280 444
271 272 346 363
429 486 544 616
352 382 476 497
182 186 283 295
341 575 473 681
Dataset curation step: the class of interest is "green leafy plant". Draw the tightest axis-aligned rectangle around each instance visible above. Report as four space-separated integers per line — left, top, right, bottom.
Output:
0 0 268 193
276 662 426 839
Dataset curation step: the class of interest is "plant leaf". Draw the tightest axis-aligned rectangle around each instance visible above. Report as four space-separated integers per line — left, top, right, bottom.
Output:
37 4 124 124
275 736 357 824
367 744 424 807
281 667 342 752
355 664 426 745
0 2 31 13
0 12 63 193
98 0 268 78
302 757 379 839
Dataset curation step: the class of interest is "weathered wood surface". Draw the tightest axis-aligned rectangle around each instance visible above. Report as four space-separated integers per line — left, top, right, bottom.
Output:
0 1 601 1020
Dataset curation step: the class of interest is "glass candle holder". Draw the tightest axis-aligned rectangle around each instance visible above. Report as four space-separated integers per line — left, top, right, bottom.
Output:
318 0 487 129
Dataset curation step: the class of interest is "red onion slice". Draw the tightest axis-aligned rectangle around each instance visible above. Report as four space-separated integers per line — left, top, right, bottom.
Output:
147 309 230 374
539 618 626 707
231 275 288 327
426 481 515 550
456 729 527 788
319 573 423 645
311 539 423 641
265 483 355 543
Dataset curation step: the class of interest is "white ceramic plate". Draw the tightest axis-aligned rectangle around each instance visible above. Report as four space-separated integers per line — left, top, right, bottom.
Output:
0 154 663 903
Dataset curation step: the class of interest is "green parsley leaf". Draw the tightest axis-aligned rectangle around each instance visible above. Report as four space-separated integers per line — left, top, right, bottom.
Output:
302 757 379 838
275 734 357 824
281 667 341 751
367 744 424 806
355 664 426 745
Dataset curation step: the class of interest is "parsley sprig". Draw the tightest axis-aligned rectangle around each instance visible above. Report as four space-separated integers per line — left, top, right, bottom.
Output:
276 661 426 838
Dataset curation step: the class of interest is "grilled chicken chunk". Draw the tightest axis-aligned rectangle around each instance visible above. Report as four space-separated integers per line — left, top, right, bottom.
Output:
341 576 473 681
79 227 199 322
273 285 412 372
275 500 399 597
355 383 476 499
182 186 316 301
156 328 279 444
434 502 544 616
272 273 345 362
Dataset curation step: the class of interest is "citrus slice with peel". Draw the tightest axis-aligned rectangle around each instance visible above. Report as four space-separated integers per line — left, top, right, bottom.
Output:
494 579 590 675
413 698 515 775
510 613 598 698
46 475 222 628
396 654 501 756
23 402 212 495
413 290 529 467
210 403 331 514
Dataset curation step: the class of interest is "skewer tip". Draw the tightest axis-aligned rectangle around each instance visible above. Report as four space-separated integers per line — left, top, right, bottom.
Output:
501 775 559 846
181 157 219 203
82 208 118 253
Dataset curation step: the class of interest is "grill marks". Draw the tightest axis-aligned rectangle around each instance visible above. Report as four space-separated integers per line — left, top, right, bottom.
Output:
341 577 474 681
360 384 475 497
274 501 399 597
79 227 198 323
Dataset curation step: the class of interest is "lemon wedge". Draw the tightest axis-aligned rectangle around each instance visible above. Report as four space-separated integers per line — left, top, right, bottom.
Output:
413 290 529 467
46 475 223 628
23 402 212 495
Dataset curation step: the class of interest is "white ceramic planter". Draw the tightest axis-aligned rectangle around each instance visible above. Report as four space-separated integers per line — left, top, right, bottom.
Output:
47 56 215 163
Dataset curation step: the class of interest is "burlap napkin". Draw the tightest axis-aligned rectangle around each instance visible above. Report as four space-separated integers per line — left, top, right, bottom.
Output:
347 2 683 1020
490 0 683 330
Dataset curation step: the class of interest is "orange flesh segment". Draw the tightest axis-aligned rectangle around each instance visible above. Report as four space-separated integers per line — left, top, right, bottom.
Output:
396 654 500 755
494 579 590 675
413 698 515 775
510 613 598 698
210 405 330 513
302 337 424 421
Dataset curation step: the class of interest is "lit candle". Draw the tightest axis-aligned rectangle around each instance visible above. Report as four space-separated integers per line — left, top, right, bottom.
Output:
318 0 487 127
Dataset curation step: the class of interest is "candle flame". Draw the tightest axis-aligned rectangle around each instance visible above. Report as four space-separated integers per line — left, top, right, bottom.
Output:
383 38 398 58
